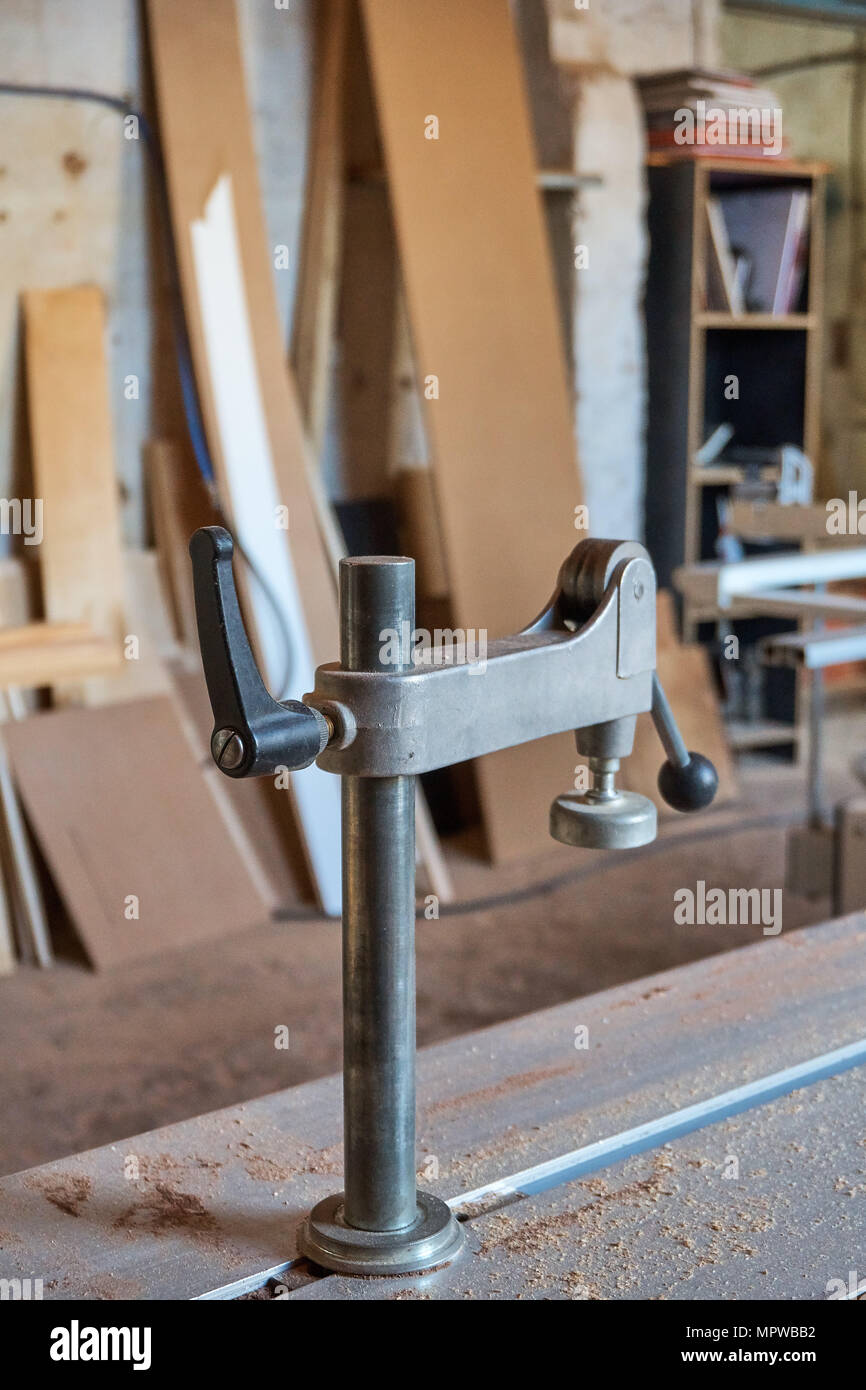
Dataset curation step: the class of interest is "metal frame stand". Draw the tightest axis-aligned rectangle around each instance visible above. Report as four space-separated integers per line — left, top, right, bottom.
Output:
190 528 719 1278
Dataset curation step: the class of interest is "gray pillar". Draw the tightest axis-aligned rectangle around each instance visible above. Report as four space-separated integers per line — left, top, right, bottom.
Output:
339 557 417 1232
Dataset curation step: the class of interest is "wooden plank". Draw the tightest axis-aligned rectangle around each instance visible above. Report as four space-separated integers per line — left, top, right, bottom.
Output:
0 748 17 976
147 0 343 914
83 549 182 709
0 696 52 967
291 0 349 465
0 858 15 976
386 326 454 901
360 0 583 863
167 670 292 916
146 0 338 664
394 469 449 602
3 696 269 971
144 454 310 908
0 557 37 633
0 623 121 689
390 287 449 602
730 499 848 544
71 549 295 914
646 154 829 178
290 38 451 902
169 665 313 912
0 563 47 967
21 287 125 702
146 439 218 650
288 0 351 575
0 915 862 1297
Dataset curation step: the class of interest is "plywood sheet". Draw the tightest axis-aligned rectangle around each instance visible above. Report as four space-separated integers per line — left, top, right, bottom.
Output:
360 0 583 861
147 0 343 912
4 697 269 970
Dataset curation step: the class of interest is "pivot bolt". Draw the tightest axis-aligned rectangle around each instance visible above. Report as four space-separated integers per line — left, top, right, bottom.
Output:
212 727 245 771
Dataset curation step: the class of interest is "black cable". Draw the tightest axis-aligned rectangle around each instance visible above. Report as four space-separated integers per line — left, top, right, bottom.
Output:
0 79 297 696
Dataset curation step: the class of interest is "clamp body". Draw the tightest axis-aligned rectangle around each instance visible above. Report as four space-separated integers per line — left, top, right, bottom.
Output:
189 528 717 1275
310 559 654 777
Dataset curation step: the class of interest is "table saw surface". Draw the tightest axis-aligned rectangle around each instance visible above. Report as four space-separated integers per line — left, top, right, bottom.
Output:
1 915 864 1300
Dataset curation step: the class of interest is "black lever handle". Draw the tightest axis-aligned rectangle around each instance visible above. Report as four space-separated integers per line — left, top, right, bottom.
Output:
188 526 329 779
651 673 718 812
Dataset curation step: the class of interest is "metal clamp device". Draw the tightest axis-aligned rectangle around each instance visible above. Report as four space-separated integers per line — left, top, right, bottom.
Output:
190 526 718 1276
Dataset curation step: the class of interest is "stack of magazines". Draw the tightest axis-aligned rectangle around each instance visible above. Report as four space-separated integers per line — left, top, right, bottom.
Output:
638 67 787 160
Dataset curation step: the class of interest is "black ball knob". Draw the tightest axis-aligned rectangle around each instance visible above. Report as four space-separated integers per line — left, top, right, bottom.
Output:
657 753 718 813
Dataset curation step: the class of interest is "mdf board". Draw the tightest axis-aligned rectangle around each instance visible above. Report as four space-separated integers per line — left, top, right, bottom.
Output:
360 0 583 862
169 665 311 913
4 697 269 971
21 287 125 702
147 0 342 914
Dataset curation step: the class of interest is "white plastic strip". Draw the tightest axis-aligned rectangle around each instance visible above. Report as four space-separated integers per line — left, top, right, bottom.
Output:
717 547 866 600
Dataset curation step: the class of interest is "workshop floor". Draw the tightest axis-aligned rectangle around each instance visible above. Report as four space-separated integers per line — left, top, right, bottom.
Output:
1 691 864 1177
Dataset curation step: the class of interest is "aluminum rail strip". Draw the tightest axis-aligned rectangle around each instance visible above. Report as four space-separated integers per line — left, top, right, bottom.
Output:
198 1037 866 1298
290 1066 866 1301
451 1037 866 1211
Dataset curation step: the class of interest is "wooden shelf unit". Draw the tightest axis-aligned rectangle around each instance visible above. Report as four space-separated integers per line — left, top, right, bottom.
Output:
644 155 827 754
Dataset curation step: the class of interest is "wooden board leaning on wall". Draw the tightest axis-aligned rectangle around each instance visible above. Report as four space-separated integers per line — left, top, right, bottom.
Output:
360 0 584 862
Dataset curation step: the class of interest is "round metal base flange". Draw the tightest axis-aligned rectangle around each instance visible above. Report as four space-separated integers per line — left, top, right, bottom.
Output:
550 789 657 850
297 1191 465 1276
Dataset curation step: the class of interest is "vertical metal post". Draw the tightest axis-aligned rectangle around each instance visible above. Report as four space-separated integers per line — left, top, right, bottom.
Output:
299 556 464 1275
340 557 417 1231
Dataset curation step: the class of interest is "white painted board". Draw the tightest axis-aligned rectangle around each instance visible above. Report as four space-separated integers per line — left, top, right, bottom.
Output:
191 175 341 916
